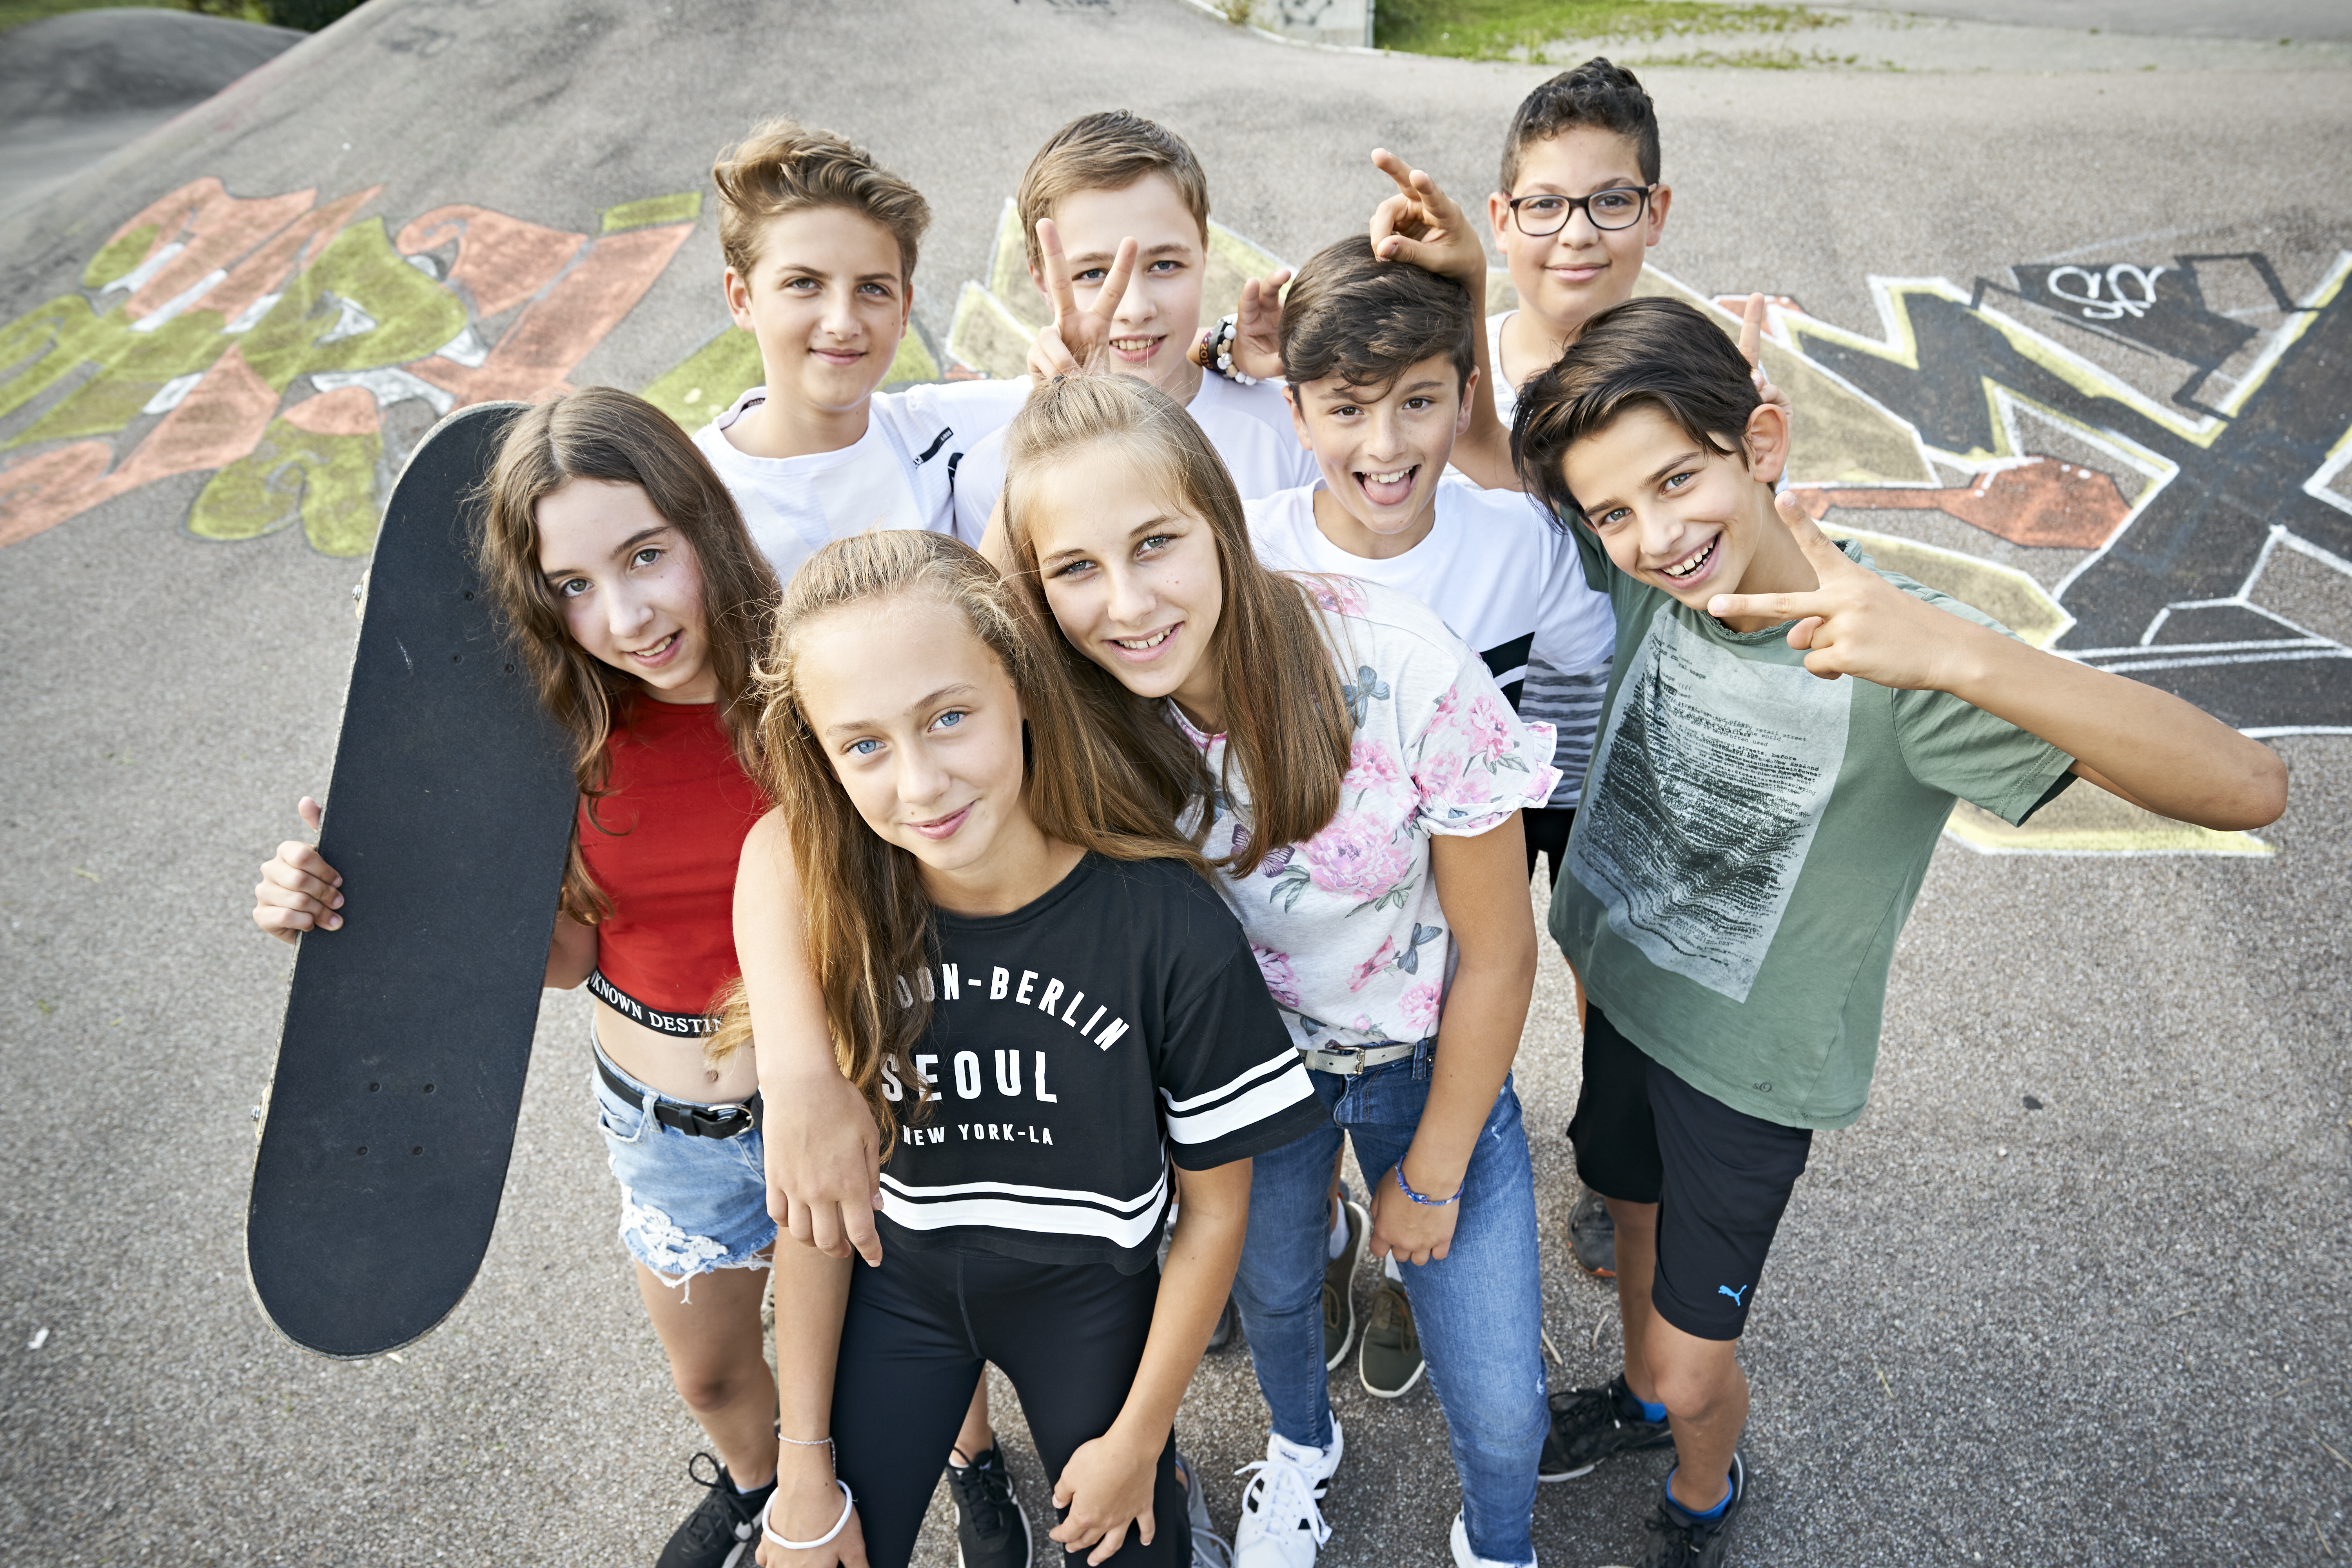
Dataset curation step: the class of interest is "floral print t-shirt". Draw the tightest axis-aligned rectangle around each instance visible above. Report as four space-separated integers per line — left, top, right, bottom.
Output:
1175 577 1561 1054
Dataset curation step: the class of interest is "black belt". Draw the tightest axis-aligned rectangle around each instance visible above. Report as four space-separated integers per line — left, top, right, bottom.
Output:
596 1050 762 1140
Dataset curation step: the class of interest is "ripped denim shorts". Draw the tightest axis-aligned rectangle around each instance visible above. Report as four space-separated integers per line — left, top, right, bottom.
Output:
592 1029 775 1287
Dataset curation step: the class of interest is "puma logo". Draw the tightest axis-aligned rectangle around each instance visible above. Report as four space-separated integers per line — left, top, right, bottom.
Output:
1717 1284 1748 1306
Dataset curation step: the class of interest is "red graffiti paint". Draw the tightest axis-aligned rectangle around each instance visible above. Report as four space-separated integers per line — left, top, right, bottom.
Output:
0 442 112 548
1789 457 2131 551
280 386 380 437
396 206 586 319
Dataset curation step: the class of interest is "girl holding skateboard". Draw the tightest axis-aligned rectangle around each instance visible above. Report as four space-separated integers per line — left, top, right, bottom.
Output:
726 528 1326 1568
253 387 791 1568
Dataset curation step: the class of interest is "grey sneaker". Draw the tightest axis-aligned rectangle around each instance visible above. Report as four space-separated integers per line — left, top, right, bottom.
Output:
1176 1449 1235 1567
1635 1452 1747 1568
1357 1272 1424 1398
1568 1185 1617 1279
1321 1196 1368 1370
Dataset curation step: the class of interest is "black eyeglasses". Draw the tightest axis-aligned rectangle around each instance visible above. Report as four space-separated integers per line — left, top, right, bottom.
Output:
1505 185 1655 237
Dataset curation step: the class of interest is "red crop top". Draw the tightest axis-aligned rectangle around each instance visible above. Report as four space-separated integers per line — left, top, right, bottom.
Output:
574 697 769 1020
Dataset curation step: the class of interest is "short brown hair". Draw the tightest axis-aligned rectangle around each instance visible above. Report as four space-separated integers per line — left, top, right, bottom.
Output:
1511 296 1760 530
1499 57 1660 194
711 118 930 284
1016 111 1210 278
1279 236 1475 396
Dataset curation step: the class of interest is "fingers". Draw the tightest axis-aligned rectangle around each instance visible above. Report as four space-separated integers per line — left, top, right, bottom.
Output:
1786 615 1825 650
1369 146 1417 200
1773 489 1846 561
1027 323 1080 380
1704 591 1799 622
842 1199 884 1268
296 795 323 831
1088 1516 1138 1565
1737 292 1767 366
1036 219 1076 324
802 1197 851 1259
1093 236 1139 323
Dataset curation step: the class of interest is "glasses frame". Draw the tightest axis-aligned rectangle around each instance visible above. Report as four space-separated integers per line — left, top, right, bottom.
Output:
1505 185 1658 238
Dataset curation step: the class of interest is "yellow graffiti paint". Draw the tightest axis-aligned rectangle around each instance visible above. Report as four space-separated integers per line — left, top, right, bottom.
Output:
81 225 160 291
239 219 465 392
601 192 702 234
191 416 383 555
1839 529 2071 647
1944 797 2272 857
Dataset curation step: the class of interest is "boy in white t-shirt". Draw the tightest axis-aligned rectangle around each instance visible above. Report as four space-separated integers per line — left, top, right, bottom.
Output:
1245 226 1615 1412
697 119 1029 586
954 110 1319 545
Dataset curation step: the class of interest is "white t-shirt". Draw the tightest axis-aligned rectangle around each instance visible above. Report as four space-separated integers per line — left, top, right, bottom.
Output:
1180 577 1559 1053
951 371 1320 541
695 379 1030 584
1247 477 1615 808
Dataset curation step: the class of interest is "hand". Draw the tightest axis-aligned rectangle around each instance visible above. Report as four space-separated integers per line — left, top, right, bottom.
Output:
755 1462 869 1568
1034 217 1138 376
1707 494 1986 688
1368 149 1489 294
1051 1428 1160 1566
252 797 341 945
1736 293 1793 425
764 1068 886 1266
1366 1158 1463 1267
1228 266 1292 381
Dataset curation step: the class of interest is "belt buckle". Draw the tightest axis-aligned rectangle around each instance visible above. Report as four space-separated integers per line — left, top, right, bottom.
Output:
682 1102 752 1137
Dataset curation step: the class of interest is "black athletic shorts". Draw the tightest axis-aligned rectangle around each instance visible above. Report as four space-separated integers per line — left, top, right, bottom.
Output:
1524 805 1575 887
1566 1005 1813 1341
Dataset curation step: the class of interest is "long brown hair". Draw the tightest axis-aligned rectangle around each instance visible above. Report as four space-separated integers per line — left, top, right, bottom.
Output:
997 375 1352 876
475 387 780 922
710 529 1202 1147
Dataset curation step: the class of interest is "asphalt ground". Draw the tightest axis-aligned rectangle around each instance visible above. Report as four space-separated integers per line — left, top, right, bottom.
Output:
1 3 2347 1565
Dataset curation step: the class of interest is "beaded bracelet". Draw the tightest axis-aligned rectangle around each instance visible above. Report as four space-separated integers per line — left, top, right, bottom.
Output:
759 1478 855 1551
1197 314 1259 385
1393 1161 1463 1206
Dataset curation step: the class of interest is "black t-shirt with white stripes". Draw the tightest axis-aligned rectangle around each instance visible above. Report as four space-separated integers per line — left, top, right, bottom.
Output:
876 853 1325 1274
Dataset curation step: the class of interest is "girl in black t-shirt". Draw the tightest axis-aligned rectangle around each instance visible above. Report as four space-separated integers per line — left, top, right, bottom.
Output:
724 531 1323 1568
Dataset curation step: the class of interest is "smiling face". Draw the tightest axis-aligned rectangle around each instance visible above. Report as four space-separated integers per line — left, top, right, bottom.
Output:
723 205 911 417
536 477 718 704
1021 441 1228 728
793 594 1039 886
1287 352 1475 560
1488 126 1668 343
1559 401 1802 631
1031 173 1207 402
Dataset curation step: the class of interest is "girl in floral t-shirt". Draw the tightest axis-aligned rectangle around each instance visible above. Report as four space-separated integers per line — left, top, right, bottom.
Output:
996 375 1559 1568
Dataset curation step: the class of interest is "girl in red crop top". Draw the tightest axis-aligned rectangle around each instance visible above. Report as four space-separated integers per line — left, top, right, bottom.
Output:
252 388 794 1566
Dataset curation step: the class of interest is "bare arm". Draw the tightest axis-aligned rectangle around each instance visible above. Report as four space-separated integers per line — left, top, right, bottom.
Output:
737 810 887 1265
755 1237 867 1568
1052 1157 1252 1565
1366 813 1537 1266
1710 498 2289 830
544 913 597 989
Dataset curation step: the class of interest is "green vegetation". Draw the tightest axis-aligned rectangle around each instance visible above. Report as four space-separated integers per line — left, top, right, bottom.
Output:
0 0 177 37
1 0 365 32
1374 0 1835 62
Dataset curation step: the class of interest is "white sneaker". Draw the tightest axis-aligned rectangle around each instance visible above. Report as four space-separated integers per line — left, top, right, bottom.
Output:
1449 1510 1536 1567
1232 1418 1343 1568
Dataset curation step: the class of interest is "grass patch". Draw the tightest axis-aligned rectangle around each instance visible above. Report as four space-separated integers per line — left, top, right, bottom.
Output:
0 0 181 36
1376 0 1835 61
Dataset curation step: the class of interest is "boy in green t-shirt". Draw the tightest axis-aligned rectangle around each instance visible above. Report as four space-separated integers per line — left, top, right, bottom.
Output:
1509 296 2286 1567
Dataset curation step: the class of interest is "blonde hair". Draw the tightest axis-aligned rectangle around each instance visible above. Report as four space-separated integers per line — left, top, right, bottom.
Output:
1016 110 1210 279
475 388 778 925
711 117 931 283
999 376 1352 877
708 531 1202 1145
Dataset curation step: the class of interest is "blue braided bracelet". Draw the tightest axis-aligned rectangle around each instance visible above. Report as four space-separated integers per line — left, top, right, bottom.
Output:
1393 1162 1464 1206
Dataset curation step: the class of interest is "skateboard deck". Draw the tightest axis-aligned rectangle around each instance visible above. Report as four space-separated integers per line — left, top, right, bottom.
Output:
247 400 577 1359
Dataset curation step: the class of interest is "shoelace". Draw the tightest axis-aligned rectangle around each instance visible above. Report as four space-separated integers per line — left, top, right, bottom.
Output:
947 1449 1017 1543
1365 1281 1413 1346
680 1452 763 1546
1234 1450 1332 1549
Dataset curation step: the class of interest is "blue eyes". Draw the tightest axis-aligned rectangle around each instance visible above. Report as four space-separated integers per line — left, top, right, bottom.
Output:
849 739 881 757
936 711 963 730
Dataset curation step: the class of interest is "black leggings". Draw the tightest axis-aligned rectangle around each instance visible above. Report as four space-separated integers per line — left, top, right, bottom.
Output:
834 1245 1189 1568
1525 804 1576 886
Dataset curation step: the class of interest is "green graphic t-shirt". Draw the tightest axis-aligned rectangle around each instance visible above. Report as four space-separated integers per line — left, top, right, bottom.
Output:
1552 527 2077 1130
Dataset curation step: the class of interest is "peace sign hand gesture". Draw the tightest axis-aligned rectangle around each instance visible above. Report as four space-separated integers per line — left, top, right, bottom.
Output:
1368 148 1488 295
1707 493 1986 691
1026 217 1140 379
1734 292 1793 425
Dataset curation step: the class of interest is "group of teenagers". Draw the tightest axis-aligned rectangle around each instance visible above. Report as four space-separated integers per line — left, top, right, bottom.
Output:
251 60 2286 1568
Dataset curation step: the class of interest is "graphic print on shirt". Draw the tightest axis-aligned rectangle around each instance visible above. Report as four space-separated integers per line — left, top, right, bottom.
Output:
1567 613 1853 1002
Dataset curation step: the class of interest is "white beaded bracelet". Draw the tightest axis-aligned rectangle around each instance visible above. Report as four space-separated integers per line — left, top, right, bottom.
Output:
759 1478 855 1551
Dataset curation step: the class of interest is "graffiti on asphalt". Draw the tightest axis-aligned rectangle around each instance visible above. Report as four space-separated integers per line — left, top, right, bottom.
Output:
0 178 701 554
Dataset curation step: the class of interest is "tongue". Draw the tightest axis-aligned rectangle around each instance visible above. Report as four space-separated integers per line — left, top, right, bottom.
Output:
1359 469 1416 508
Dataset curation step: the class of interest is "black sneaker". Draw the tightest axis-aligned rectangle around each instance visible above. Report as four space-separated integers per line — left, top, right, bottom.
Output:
945 1444 1033 1568
1321 1196 1368 1370
1635 1452 1746 1567
1539 1372 1673 1481
656 1452 771 1568
1568 1185 1617 1279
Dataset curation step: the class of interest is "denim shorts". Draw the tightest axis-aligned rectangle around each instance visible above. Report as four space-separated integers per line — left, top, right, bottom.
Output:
592 1028 775 1287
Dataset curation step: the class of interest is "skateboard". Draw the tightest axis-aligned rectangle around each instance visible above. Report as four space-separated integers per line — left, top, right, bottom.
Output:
246 400 577 1359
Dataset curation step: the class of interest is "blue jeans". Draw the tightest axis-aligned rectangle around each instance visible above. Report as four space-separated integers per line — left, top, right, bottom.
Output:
1230 1047 1547 1566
